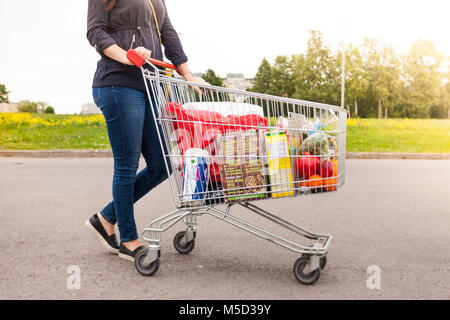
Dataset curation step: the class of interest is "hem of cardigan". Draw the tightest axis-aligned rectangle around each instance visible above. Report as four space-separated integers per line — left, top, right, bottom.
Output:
91 83 147 94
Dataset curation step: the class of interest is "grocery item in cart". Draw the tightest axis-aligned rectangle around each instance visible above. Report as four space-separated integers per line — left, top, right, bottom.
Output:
204 181 225 205
276 116 289 129
287 113 306 191
166 102 267 141
288 112 306 156
217 130 267 202
241 130 267 197
166 101 268 183
182 148 210 206
296 154 321 180
183 101 264 118
265 131 295 198
328 137 338 158
301 132 330 157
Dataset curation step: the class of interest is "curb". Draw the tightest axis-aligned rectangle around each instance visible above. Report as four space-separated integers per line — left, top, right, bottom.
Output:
0 150 113 158
0 150 449 160
346 152 450 160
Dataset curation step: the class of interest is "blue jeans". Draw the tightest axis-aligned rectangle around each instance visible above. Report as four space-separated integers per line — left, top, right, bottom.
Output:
93 86 169 242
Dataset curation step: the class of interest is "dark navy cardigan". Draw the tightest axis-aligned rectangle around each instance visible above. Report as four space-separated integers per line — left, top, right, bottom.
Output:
87 0 188 92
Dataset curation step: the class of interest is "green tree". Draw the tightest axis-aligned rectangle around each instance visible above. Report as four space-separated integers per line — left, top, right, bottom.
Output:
248 32 448 119
36 101 51 113
0 84 9 103
403 39 443 118
441 71 450 119
269 55 295 97
44 106 55 114
337 44 368 117
447 84 450 119
360 38 402 118
249 58 273 94
18 100 39 113
201 69 223 87
292 30 340 105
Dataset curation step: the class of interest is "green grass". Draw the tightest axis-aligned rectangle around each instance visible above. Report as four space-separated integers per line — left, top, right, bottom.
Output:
347 119 450 153
0 113 109 150
0 125 109 150
1 114 449 153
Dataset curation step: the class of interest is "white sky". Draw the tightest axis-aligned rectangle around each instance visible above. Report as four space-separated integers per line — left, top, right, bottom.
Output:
0 0 449 114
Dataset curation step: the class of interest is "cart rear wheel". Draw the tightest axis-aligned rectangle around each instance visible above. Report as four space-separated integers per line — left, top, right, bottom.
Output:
173 231 195 254
293 257 321 285
135 250 160 277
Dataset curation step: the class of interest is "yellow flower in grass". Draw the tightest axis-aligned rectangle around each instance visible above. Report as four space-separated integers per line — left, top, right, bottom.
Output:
0 113 105 127
346 118 358 127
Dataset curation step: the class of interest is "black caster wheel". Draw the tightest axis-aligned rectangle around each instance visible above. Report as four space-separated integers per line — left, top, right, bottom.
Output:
293 257 321 285
135 249 160 277
173 231 195 254
320 256 327 270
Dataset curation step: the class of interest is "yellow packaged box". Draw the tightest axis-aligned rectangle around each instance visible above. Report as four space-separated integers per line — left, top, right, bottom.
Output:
265 131 294 198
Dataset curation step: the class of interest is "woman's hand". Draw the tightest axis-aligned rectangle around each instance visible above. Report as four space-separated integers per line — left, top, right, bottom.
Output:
134 46 152 60
176 62 211 95
182 73 211 95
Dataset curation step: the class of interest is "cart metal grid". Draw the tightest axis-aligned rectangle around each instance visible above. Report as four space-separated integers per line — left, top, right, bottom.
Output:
127 49 347 285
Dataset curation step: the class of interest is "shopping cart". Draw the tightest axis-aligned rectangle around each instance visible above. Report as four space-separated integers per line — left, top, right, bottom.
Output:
126 49 347 285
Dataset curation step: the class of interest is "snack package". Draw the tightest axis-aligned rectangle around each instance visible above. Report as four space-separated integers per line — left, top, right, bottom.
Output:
241 130 267 198
217 130 267 202
265 131 295 198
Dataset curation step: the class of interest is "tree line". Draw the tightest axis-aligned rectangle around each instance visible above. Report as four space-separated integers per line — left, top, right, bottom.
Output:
0 85 55 114
248 30 450 119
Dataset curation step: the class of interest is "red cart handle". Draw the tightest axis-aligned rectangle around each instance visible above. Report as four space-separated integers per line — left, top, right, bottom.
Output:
127 49 177 70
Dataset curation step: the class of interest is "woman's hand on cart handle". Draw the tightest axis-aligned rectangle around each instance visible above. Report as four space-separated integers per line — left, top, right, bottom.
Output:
105 46 151 66
181 71 211 95
126 49 211 95
134 47 152 60
177 62 211 95
127 49 175 69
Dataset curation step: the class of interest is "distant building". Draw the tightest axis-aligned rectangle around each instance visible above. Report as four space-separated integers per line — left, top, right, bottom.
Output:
223 73 254 91
192 72 254 102
223 73 254 102
80 103 101 115
0 103 19 113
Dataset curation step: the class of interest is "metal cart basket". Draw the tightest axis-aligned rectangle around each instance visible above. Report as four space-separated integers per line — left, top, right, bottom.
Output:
127 50 347 285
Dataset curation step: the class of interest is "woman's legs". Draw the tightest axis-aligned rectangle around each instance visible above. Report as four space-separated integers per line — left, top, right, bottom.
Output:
96 88 170 247
94 86 146 246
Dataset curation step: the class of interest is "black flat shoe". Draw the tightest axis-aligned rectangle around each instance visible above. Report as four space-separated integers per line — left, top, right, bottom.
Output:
85 213 119 254
118 243 146 263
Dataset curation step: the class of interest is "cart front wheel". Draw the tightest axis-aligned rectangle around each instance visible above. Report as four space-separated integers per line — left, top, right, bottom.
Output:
135 250 160 277
173 231 195 254
293 257 321 285
302 253 327 270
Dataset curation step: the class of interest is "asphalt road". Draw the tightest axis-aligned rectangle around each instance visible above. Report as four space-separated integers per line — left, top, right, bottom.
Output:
0 158 449 300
